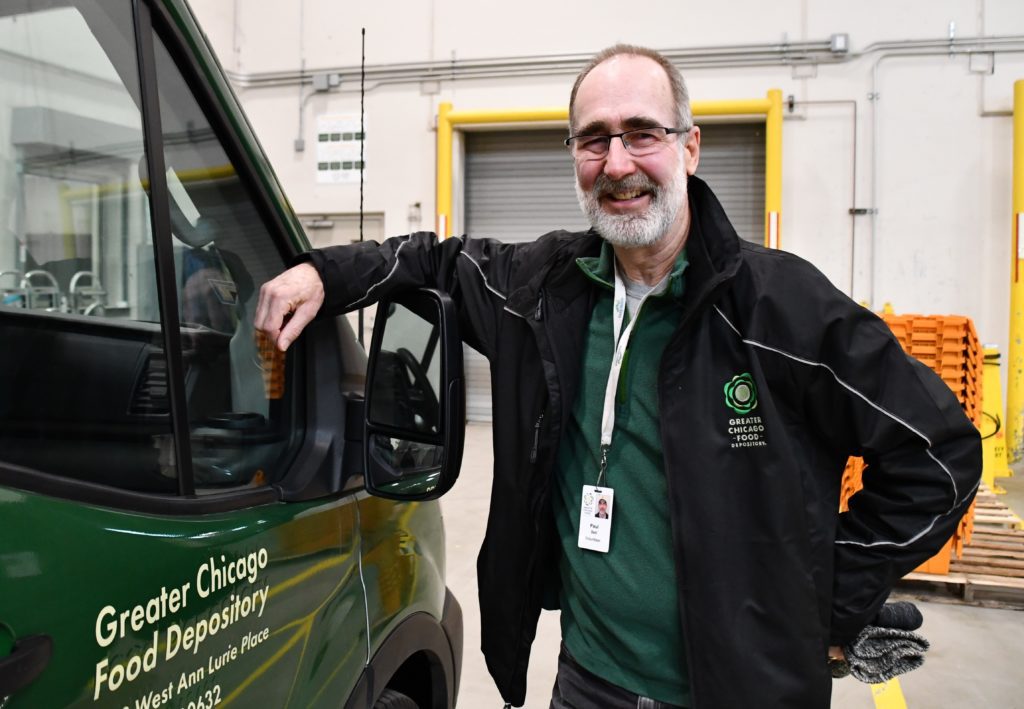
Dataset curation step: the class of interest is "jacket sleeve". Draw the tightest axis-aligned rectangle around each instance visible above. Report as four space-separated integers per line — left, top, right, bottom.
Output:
799 289 982 645
298 231 520 359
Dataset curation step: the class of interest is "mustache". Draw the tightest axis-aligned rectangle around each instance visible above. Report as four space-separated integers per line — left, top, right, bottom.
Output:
591 173 660 199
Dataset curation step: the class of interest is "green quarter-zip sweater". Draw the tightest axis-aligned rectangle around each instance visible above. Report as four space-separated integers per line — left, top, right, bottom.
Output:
554 241 691 706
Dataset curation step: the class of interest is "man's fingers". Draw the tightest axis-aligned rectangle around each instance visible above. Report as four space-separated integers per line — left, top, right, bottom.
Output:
254 288 289 342
254 280 287 335
254 263 326 351
254 283 273 333
278 298 321 351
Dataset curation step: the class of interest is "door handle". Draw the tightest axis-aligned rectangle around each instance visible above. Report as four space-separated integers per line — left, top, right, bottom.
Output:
0 635 52 698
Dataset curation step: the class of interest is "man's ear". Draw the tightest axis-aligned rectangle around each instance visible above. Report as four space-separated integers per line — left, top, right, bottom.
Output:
683 125 700 176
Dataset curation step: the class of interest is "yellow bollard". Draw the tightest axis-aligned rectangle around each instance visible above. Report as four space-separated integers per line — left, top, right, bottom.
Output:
982 345 1013 492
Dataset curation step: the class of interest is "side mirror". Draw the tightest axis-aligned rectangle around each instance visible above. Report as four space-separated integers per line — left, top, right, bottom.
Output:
363 289 464 500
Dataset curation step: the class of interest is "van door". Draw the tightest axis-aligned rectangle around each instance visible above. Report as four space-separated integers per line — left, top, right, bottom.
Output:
0 2 369 706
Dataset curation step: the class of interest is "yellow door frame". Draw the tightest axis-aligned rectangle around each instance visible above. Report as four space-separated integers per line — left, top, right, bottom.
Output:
435 89 783 246
1006 79 1024 461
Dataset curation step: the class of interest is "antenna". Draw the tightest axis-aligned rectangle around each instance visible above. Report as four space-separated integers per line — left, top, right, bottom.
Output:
357 27 366 346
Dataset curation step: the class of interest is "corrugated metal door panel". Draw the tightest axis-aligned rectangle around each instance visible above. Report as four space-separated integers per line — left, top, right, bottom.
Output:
463 130 585 422
461 123 765 421
465 130 590 244
696 123 766 244
463 345 492 422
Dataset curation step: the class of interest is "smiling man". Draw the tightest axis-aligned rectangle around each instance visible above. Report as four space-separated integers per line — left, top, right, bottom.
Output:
255 45 980 708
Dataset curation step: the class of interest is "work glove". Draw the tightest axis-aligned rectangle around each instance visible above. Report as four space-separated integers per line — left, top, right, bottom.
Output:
831 601 929 683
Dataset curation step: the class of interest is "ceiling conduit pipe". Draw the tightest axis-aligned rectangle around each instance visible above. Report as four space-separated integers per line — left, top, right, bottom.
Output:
224 40 838 89
224 35 1024 92
1006 80 1024 461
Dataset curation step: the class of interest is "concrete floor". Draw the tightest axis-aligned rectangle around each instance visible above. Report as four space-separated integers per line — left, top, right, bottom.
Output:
442 423 1024 708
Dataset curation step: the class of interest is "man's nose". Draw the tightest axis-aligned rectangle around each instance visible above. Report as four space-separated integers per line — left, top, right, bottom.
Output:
602 135 637 180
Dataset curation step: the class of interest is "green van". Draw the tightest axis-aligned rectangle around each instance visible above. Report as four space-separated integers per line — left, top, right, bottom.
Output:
0 1 464 707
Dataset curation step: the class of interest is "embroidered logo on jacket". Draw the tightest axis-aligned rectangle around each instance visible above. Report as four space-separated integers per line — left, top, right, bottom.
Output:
724 373 767 448
724 373 758 414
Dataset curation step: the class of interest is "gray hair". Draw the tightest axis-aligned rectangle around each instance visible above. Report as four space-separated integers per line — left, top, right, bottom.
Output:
568 44 692 134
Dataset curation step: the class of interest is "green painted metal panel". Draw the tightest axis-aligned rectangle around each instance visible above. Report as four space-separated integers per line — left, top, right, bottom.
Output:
0 487 368 708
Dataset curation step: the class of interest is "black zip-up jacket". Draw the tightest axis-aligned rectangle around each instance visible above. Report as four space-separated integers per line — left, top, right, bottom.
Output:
304 177 981 708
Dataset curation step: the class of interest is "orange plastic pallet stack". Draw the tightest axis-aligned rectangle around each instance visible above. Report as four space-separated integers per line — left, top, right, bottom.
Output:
838 457 864 514
839 313 982 575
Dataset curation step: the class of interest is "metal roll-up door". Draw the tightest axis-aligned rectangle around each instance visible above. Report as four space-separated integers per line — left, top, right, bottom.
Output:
463 130 588 422
465 130 589 243
461 124 764 421
694 123 766 244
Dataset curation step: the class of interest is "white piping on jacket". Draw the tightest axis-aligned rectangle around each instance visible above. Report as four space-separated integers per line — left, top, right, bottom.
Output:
502 306 529 321
459 248 508 301
713 305 971 549
342 236 511 312
447 242 536 321
342 237 413 310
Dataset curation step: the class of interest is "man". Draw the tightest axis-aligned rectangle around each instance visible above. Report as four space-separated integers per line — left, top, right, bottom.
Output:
256 45 980 708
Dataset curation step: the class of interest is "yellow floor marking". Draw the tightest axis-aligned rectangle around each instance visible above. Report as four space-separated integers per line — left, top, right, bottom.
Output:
871 678 908 709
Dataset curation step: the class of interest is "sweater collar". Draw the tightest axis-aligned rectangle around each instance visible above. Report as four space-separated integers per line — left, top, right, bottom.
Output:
575 241 689 301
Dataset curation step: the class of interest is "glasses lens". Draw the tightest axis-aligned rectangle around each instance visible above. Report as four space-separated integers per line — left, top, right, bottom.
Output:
623 128 669 156
572 135 610 158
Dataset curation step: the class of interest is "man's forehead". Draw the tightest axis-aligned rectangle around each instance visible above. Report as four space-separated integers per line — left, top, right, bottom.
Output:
573 54 675 129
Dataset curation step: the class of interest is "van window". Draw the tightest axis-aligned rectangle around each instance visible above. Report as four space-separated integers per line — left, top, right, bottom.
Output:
0 2 302 495
149 29 302 490
0 1 177 492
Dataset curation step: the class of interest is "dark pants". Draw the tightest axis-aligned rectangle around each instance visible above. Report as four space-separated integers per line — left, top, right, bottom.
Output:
549 645 686 709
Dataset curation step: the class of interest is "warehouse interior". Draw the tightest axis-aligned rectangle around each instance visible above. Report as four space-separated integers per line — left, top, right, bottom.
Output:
178 1 1024 707
7 0 1024 705
184 0 1024 420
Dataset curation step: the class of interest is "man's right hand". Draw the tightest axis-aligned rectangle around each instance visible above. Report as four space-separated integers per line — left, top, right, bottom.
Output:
254 262 325 351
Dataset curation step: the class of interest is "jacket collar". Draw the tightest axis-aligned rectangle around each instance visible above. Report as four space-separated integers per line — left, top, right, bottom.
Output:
575 240 690 301
677 175 743 322
505 230 602 318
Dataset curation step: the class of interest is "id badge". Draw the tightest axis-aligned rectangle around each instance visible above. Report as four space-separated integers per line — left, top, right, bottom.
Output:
578 485 614 553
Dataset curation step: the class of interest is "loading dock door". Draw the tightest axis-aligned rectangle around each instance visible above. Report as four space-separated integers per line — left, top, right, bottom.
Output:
462 124 765 422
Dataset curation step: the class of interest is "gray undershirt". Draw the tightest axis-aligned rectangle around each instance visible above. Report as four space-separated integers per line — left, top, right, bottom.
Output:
621 270 669 319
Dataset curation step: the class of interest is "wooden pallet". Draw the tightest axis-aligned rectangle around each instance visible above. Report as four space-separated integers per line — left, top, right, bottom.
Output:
971 486 1024 530
900 569 1024 608
897 485 1024 607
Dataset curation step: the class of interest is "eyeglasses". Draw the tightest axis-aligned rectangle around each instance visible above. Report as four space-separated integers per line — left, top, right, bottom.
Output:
564 126 688 160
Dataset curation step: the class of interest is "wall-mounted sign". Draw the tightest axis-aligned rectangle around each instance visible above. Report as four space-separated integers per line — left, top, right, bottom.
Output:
315 114 365 184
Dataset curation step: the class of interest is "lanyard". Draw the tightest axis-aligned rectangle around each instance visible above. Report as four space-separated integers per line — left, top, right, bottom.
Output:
596 260 664 486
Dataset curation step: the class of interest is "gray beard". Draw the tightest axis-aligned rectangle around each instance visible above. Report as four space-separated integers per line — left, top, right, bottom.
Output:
575 168 688 248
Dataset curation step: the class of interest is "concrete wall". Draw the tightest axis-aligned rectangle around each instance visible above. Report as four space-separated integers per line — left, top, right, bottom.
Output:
189 0 1024 360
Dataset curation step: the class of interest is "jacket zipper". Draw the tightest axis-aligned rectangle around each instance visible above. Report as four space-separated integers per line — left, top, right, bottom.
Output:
529 294 547 464
529 412 545 464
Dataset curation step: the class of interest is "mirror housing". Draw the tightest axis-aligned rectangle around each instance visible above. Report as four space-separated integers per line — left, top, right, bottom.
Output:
363 289 464 500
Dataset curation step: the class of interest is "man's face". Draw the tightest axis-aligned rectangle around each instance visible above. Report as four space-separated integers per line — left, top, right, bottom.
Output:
571 55 700 248
598 500 607 512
